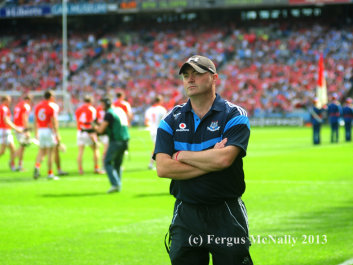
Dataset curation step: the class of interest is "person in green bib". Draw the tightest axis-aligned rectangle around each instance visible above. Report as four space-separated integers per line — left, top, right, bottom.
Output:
95 97 130 193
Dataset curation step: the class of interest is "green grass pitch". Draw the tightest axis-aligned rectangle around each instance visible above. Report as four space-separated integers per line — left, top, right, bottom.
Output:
0 126 352 265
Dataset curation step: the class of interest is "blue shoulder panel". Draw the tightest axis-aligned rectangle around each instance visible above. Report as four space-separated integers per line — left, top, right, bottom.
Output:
159 120 173 135
224 115 250 132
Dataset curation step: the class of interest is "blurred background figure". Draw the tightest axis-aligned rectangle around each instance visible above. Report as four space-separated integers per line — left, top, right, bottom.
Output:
342 97 353 142
0 96 24 171
144 95 167 170
75 95 104 175
13 95 32 171
327 93 342 143
114 90 133 159
95 99 109 167
95 98 130 193
46 94 69 176
113 91 133 126
309 98 324 145
33 90 61 180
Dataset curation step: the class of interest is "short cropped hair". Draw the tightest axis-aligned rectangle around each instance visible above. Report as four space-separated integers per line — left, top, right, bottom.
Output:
24 95 32 101
84 95 92 103
1 95 11 102
44 90 54 100
116 91 125 99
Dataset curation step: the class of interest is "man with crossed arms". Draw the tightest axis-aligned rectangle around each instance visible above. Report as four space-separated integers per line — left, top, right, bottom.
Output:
154 55 253 265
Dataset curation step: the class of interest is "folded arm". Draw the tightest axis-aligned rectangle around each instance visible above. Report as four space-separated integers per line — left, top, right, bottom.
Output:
173 138 241 171
5 116 22 133
155 153 208 180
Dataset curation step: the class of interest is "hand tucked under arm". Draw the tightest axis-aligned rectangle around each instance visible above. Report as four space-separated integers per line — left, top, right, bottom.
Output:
5 117 23 134
155 153 208 180
175 138 241 172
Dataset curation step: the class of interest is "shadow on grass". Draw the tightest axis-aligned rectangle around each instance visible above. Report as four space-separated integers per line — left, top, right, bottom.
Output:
134 192 171 198
124 168 151 173
41 192 105 198
0 177 33 183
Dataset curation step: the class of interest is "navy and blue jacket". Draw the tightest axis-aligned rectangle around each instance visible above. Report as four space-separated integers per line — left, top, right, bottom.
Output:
310 106 323 126
342 105 353 123
153 94 250 205
327 102 342 124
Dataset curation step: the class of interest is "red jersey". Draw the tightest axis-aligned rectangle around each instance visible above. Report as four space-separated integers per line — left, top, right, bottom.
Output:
50 101 60 114
75 103 97 130
0 104 11 129
113 99 132 117
113 99 132 125
34 100 57 128
96 105 105 124
13 101 31 127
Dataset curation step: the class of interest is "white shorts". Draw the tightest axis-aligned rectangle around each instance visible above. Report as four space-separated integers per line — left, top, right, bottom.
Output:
15 127 28 145
150 130 157 144
77 130 95 146
38 128 57 148
0 129 14 145
98 135 109 145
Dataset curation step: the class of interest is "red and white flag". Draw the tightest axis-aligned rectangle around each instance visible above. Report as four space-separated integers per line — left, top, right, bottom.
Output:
316 53 328 108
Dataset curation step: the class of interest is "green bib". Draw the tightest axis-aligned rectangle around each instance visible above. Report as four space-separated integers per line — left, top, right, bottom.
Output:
106 107 130 141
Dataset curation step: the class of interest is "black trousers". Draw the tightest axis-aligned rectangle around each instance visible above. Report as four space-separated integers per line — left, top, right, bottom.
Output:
167 198 253 265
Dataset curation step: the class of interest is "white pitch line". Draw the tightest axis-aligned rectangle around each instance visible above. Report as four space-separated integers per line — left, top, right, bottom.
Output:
337 258 353 265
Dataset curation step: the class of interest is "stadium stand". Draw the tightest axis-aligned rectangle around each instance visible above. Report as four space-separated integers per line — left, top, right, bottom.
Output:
1 5 353 123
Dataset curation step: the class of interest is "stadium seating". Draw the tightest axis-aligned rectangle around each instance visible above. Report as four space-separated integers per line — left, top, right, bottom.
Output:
1 20 352 117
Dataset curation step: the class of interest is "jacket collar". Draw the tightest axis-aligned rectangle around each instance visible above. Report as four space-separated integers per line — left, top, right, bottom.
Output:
181 93 224 113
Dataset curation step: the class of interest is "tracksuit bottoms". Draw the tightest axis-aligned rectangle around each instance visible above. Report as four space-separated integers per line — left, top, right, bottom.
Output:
165 198 253 265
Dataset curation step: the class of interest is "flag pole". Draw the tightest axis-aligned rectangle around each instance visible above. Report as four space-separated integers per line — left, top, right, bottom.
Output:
62 0 68 114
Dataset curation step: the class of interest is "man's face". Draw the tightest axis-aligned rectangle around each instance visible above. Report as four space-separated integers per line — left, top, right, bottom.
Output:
181 66 215 98
101 101 109 111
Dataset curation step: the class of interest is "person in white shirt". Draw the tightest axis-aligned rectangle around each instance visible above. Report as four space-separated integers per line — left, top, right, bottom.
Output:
144 95 167 169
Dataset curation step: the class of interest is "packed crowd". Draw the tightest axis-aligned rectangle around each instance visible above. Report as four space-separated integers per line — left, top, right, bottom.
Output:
1 21 353 116
0 31 102 92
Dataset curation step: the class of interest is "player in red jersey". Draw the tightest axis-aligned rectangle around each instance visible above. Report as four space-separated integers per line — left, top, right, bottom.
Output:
75 95 104 174
0 95 24 171
13 95 32 171
95 100 109 162
113 91 133 125
113 91 133 159
33 90 61 180
48 99 69 176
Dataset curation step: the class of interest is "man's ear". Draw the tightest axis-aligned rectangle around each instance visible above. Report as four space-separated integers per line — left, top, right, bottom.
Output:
212 73 218 83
